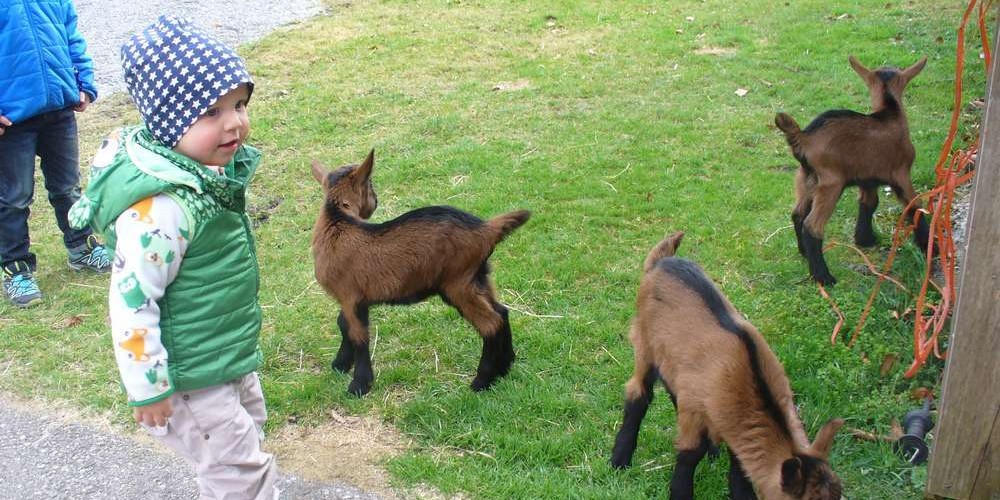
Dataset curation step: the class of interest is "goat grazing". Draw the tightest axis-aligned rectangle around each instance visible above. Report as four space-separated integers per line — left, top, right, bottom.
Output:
311 150 530 396
775 55 929 285
611 231 844 499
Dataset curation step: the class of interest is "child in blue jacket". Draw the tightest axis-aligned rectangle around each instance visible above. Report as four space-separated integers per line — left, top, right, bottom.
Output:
0 0 111 308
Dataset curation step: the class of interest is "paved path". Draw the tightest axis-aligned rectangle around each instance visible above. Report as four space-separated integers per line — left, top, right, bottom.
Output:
2 2 382 499
0 395 381 499
74 0 327 96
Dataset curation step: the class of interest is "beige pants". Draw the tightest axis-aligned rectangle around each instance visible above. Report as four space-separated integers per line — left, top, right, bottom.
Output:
144 372 278 500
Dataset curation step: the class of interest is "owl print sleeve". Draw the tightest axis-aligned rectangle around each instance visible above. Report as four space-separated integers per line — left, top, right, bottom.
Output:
109 194 189 406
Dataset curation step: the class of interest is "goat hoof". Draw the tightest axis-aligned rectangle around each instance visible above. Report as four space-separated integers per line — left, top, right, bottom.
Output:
813 273 837 286
854 235 877 247
470 375 497 392
347 378 372 396
331 358 353 373
610 457 631 470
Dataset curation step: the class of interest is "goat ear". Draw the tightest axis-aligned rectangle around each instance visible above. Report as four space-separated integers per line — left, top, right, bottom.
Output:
848 55 875 82
900 56 927 86
311 160 328 185
643 231 684 272
354 149 375 183
665 230 684 250
780 456 805 494
809 418 844 459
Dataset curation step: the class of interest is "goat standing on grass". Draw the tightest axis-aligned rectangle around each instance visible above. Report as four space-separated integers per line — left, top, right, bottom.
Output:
311 150 530 396
611 231 844 499
775 55 929 285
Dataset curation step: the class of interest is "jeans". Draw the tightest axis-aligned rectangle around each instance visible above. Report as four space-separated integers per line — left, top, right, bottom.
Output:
0 107 92 271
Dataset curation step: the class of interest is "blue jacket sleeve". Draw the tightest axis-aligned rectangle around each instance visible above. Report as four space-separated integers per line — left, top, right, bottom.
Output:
64 1 98 102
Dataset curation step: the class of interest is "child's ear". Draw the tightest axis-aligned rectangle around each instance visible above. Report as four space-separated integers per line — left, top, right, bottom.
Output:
311 160 328 185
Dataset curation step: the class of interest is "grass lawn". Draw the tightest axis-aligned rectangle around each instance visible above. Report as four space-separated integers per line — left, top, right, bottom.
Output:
1 0 989 498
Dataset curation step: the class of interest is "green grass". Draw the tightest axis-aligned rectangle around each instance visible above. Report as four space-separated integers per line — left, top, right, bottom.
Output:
0 0 989 498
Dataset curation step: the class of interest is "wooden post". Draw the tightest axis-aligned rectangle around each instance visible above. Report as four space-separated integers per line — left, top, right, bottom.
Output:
925 18 1000 500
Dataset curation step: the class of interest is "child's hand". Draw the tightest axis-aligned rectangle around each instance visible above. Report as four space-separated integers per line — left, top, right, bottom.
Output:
0 115 11 136
73 91 91 112
133 398 173 427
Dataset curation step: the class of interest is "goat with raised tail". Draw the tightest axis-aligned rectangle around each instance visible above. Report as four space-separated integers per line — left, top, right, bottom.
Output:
775 55 929 285
310 150 530 396
611 231 844 499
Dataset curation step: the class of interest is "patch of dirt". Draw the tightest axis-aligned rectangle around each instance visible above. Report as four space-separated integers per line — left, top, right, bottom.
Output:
267 412 433 500
693 46 736 56
247 195 284 228
492 79 531 92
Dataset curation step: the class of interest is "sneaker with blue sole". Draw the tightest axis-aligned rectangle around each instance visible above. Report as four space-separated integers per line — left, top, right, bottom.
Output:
2 262 43 308
68 234 112 273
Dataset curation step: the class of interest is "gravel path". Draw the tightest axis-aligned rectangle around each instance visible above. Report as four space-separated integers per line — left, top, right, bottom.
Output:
2 2 380 499
74 0 327 96
0 395 381 500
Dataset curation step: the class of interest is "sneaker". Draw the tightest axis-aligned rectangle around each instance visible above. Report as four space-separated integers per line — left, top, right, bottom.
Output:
2 262 43 308
68 234 112 273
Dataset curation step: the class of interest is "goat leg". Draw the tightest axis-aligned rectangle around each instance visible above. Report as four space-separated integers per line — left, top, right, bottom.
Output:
470 304 516 391
471 332 506 391
343 305 374 396
348 342 373 396
331 311 355 373
802 184 839 285
854 186 879 247
493 304 516 375
912 211 934 255
792 212 807 257
791 169 814 257
727 449 758 500
669 433 711 500
611 367 658 469
891 182 937 256
801 229 836 286
445 283 514 391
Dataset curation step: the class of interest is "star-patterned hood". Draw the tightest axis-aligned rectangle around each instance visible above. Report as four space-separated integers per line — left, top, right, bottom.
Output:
120 15 254 148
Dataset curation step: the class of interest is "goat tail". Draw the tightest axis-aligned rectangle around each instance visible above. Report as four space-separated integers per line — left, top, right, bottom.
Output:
486 209 531 244
774 112 803 148
643 231 684 272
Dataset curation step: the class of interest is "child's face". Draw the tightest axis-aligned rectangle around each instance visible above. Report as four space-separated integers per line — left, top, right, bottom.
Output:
173 84 251 166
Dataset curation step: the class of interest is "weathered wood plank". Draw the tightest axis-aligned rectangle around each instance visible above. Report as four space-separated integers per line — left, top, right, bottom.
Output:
925 17 1000 500
968 410 999 499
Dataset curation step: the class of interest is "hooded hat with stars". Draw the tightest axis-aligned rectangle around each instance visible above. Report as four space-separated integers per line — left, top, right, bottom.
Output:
121 15 254 149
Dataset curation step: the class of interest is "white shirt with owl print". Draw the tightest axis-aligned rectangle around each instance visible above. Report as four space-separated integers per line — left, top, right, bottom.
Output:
109 193 189 406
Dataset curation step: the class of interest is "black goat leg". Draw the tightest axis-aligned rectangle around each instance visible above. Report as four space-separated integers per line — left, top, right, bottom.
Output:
331 311 355 373
854 186 879 247
611 368 657 469
670 434 711 500
345 305 374 396
801 229 836 286
728 449 758 500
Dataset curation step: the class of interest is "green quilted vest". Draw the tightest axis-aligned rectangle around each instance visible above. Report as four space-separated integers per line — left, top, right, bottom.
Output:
70 127 263 394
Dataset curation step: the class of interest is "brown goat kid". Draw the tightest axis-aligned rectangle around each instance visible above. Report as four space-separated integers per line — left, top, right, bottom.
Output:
611 231 844 499
775 55 929 285
311 150 530 396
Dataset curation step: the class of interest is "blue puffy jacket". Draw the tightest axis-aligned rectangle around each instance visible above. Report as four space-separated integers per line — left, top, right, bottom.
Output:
0 0 98 123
